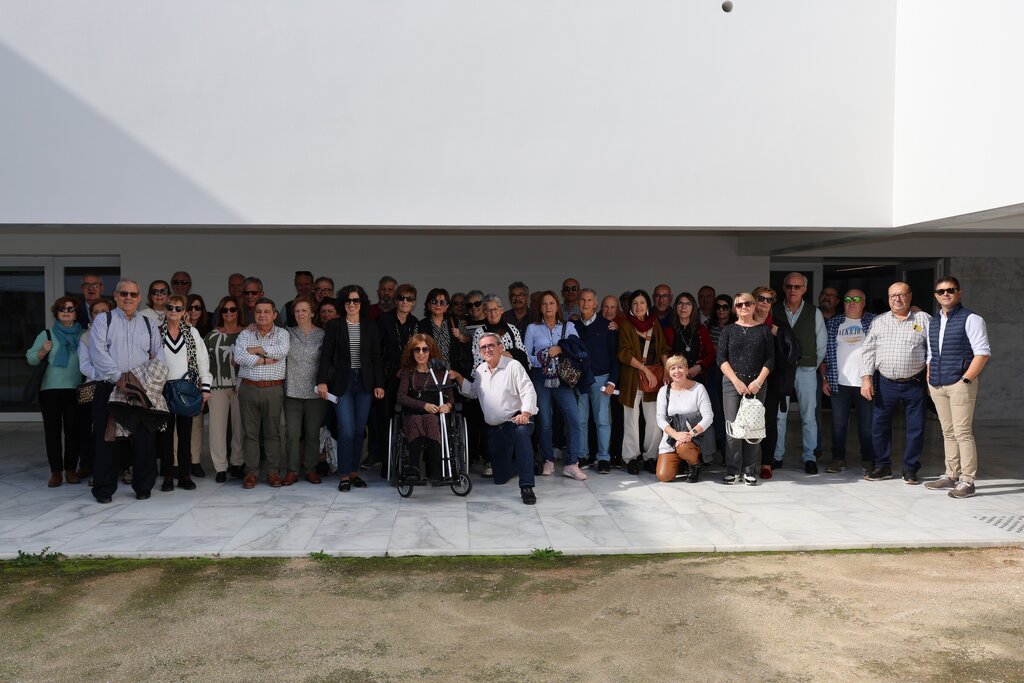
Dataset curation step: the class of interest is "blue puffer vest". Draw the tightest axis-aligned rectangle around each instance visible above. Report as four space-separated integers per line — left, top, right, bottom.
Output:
928 304 974 387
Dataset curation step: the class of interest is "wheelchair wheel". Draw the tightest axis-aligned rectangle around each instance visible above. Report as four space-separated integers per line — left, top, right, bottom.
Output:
397 482 414 498
451 473 472 497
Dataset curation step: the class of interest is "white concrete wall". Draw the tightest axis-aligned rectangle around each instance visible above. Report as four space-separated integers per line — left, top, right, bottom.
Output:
0 0 895 227
892 0 1024 226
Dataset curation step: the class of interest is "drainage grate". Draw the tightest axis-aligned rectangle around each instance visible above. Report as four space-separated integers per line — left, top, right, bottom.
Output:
974 515 1024 534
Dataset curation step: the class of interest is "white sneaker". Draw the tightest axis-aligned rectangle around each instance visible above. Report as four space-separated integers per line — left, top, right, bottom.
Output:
562 463 588 481
542 461 555 476
482 464 493 477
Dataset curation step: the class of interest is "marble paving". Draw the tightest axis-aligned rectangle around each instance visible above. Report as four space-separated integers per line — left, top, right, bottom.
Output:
0 415 1021 558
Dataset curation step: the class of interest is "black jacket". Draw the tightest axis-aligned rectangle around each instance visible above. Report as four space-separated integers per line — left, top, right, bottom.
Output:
316 318 384 396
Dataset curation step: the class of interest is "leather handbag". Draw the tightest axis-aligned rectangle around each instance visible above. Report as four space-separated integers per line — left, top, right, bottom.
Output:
76 380 99 405
637 328 663 393
555 323 582 388
23 330 51 404
163 370 203 417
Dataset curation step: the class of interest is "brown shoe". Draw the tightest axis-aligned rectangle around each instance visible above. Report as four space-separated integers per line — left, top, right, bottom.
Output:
47 471 62 488
64 470 80 484
305 471 322 485
267 472 282 488
242 474 258 489
282 472 299 486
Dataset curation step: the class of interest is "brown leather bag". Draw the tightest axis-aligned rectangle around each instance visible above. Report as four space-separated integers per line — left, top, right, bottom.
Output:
637 328 663 393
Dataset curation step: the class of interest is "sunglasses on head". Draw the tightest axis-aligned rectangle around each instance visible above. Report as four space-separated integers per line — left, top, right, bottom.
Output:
172 279 190 286
165 305 185 312
59 306 76 313
150 288 169 296
117 291 140 298
735 301 754 308
934 287 959 296
396 294 416 303
843 296 864 303
755 295 774 304
220 306 238 314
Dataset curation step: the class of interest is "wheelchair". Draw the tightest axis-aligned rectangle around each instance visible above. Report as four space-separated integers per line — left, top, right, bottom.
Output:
387 367 472 499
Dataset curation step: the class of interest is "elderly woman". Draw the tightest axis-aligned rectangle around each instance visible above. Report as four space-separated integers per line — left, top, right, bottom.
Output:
205 295 244 483
617 289 669 475
524 291 587 481
26 295 84 487
667 292 716 384
717 292 774 485
141 279 170 323
316 285 385 491
656 355 714 483
284 296 327 485
158 295 212 492
316 297 339 328
472 295 529 371
396 334 454 480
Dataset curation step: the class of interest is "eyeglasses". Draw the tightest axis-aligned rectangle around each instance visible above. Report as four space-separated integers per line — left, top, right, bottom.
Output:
243 290 261 296
468 301 482 308
81 282 102 289
344 298 361 305
735 301 754 308
484 307 502 315
677 300 693 307
165 305 185 312
117 291 140 299
59 306 76 313
150 288 169 296
188 305 203 311
479 343 498 351
843 296 864 303
314 287 333 294
510 292 527 299
783 284 804 290
396 294 416 303
715 303 731 311
220 306 238 314
934 287 959 296
755 295 775 304
172 279 191 286
562 285 579 292
889 293 908 300
430 299 448 306
655 293 671 299
412 346 430 353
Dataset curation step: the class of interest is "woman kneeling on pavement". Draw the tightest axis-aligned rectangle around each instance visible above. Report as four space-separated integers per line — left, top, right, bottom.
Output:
656 355 714 483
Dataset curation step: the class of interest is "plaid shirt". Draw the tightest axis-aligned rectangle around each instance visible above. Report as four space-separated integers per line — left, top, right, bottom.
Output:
823 312 876 388
859 309 931 380
234 326 290 382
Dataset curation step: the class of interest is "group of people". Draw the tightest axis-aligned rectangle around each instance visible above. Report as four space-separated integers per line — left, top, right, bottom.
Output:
26 269 990 507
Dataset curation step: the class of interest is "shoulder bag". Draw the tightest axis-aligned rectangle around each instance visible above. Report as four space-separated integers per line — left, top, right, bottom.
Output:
23 330 51 404
637 328 664 394
162 325 203 417
726 395 766 444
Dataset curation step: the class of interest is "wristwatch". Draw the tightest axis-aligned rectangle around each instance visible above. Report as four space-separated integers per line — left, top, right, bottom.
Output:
960 376 972 384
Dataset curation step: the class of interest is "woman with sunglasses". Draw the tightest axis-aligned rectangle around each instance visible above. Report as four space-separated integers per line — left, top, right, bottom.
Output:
284 296 328 485
158 295 212 492
141 280 171 323
186 294 211 337
416 288 471 374
316 285 385 491
26 295 84 487
205 295 244 483
717 292 774 485
396 334 453 481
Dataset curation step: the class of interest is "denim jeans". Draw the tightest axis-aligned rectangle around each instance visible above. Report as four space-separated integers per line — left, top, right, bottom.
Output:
775 366 819 462
872 375 926 473
488 421 536 488
531 369 584 465
829 384 874 463
335 370 373 475
577 373 612 461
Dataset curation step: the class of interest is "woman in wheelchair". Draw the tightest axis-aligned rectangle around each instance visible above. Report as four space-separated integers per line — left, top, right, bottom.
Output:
396 334 454 481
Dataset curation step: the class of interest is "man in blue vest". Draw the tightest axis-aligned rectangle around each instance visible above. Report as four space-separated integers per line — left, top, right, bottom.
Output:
923 276 991 499
773 272 827 474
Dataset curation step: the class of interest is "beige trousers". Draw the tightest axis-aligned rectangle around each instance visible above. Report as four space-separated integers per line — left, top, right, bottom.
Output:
929 379 979 483
207 388 244 472
623 390 661 462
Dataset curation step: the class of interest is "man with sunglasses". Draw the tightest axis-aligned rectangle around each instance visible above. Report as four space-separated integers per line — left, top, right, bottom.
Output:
772 273 827 474
860 281 932 484
450 333 539 505
561 278 582 322
924 276 990 499
820 290 876 474
240 277 284 328
88 279 163 503
170 271 192 297
76 273 107 327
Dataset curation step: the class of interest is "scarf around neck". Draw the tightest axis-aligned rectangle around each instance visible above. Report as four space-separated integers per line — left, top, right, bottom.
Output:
50 322 83 368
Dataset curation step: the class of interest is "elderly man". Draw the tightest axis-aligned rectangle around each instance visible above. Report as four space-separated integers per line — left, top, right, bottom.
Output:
576 289 619 473
502 281 536 340
452 333 539 505
234 298 290 489
170 271 192 297
924 276 991 499
76 273 106 328
313 276 335 304
772 273 827 474
860 282 931 484
820 289 876 473
818 287 840 321
368 275 397 321
697 285 716 324
284 270 315 326
228 273 246 299
561 278 582 321
653 284 673 331
88 279 163 503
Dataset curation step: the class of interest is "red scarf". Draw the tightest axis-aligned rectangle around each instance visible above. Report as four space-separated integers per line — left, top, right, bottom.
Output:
628 314 656 334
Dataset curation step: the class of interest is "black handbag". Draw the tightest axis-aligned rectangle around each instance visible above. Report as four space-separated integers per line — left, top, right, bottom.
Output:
23 330 50 404
163 370 203 417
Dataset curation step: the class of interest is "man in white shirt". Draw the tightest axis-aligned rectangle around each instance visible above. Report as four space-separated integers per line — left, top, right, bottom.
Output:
452 333 539 505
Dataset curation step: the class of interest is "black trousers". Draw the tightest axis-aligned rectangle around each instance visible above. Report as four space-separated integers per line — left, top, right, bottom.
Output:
158 413 193 480
407 437 441 479
39 389 79 473
90 382 158 498
77 402 95 473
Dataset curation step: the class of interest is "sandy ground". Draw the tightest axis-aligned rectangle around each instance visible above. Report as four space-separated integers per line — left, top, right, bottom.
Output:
2 548 1023 682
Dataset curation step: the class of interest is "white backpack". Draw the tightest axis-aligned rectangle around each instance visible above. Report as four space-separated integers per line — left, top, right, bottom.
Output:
726 395 766 444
